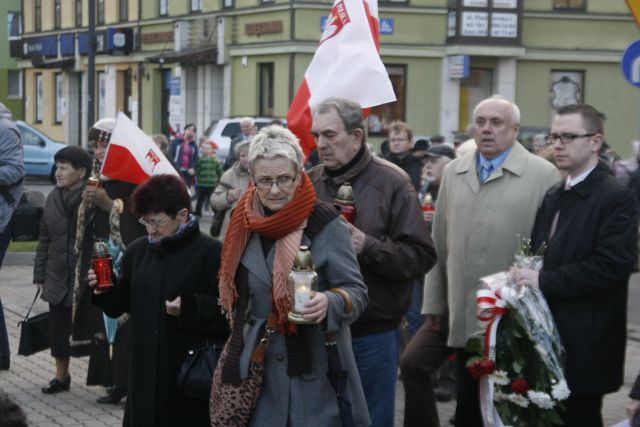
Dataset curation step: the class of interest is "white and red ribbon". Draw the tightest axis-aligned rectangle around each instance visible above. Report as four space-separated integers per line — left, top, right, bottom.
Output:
476 288 509 427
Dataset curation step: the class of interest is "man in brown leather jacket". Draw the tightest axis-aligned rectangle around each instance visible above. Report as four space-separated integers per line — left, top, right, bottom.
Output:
308 97 437 427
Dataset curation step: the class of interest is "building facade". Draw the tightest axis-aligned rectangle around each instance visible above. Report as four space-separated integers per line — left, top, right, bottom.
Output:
11 0 640 155
1 0 24 119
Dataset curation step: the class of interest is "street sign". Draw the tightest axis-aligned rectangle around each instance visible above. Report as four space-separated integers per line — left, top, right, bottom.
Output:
626 0 640 27
621 39 640 87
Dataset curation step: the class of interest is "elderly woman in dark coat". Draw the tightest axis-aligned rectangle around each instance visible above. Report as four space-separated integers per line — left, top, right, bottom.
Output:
33 146 91 394
89 174 229 427
210 126 370 426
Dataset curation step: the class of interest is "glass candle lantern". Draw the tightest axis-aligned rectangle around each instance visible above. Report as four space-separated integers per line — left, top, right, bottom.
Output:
287 246 319 324
335 182 356 224
92 239 114 290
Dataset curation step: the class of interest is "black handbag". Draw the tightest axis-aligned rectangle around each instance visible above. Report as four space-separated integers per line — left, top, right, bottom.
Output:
210 209 227 238
18 289 50 356
176 340 223 400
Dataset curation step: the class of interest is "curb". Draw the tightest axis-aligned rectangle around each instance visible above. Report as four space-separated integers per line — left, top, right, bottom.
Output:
3 252 35 266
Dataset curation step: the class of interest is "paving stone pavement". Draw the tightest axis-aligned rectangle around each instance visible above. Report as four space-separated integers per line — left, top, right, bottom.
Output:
1 264 639 426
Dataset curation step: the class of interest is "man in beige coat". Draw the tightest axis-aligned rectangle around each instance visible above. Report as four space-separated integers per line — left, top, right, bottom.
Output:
422 95 560 426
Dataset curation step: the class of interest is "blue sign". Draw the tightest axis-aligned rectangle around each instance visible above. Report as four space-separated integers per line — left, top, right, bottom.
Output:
321 16 329 32
22 36 57 58
170 77 181 96
60 34 75 56
321 16 393 35
379 18 394 35
622 39 640 87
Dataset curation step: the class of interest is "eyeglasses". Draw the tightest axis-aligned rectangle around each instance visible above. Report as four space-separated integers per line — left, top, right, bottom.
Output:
138 216 171 229
254 175 296 190
545 133 596 145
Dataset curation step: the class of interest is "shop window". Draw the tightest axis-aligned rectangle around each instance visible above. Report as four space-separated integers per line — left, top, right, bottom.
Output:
553 0 585 10
8 70 22 98
35 0 41 32
55 0 61 29
367 66 406 135
259 63 274 117
460 68 493 130
159 0 168 15
76 0 82 27
35 73 43 123
55 73 64 124
97 0 105 25
120 0 128 21
191 0 203 12
97 71 106 119
8 12 21 38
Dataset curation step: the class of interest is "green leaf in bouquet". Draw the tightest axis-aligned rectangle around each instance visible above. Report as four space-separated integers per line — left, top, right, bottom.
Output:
545 409 564 425
466 337 483 354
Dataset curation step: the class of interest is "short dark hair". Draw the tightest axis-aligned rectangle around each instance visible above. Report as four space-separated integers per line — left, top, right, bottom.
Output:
0 392 28 427
556 104 604 135
184 124 196 132
131 174 191 217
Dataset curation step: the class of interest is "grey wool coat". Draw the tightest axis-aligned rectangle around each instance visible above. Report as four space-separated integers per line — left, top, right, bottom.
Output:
239 215 370 427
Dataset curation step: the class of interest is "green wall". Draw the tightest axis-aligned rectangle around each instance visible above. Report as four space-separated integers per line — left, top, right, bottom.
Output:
516 61 639 157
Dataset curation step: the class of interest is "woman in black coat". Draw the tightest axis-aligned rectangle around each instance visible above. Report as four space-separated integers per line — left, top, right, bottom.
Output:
89 175 229 427
33 146 91 394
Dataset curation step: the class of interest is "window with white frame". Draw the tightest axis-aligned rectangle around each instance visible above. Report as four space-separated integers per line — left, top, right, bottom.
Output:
191 0 202 12
159 0 168 15
76 0 82 27
35 73 43 123
8 70 22 98
7 12 21 38
97 72 106 119
55 0 61 29
55 73 64 124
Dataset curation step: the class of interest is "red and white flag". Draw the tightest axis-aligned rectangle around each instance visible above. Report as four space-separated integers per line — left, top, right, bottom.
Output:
101 112 179 185
287 0 396 156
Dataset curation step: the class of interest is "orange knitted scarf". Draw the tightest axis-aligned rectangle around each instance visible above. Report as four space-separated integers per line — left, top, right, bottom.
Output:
218 173 317 333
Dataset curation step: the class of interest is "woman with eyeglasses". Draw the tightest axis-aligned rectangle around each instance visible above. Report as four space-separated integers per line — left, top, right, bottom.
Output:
88 174 229 427
210 126 370 426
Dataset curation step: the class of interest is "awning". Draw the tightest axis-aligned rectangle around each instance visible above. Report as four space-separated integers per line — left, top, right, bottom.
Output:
146 46 217 65
30 55 75 69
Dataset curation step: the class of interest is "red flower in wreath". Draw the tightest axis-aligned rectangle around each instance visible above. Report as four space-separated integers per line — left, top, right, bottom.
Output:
511 377 529 394
468 358 496 379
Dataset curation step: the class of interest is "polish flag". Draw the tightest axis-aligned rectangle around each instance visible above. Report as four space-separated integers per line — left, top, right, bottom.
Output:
101 112 179 185
286 0 396 156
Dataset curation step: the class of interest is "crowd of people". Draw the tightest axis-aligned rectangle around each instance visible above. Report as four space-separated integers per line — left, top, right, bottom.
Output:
0 94 640 427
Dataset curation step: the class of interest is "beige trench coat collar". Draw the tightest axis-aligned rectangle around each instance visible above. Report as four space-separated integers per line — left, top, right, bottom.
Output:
454 141 529 193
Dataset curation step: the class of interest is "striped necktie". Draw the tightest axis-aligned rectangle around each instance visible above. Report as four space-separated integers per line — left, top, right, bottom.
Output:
481 161 494 183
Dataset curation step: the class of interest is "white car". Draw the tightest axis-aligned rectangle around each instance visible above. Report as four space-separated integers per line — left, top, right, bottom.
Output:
203 117 285 164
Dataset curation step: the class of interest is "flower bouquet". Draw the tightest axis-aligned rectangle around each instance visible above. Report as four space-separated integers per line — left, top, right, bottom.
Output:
466 236 569 426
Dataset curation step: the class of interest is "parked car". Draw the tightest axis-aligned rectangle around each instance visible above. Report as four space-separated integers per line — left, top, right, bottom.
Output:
16 121 66 182
203 117 286 164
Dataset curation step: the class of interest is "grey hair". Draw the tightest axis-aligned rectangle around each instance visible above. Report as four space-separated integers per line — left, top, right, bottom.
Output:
248 125 305 171
234 139 251 157
473 95 521 125
240 117 255 127
313 97 365 134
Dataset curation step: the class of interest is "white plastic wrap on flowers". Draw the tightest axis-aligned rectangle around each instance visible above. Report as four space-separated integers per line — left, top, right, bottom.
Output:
478 255 566 387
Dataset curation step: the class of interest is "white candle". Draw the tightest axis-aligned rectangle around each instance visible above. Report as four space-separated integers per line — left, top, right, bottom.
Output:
294 285 311 312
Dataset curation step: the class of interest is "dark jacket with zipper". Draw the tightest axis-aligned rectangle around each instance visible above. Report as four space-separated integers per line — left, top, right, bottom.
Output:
531 163 638 396
92 220 229 427
33 184 85 307
384 152 424 192
308 146 437 337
